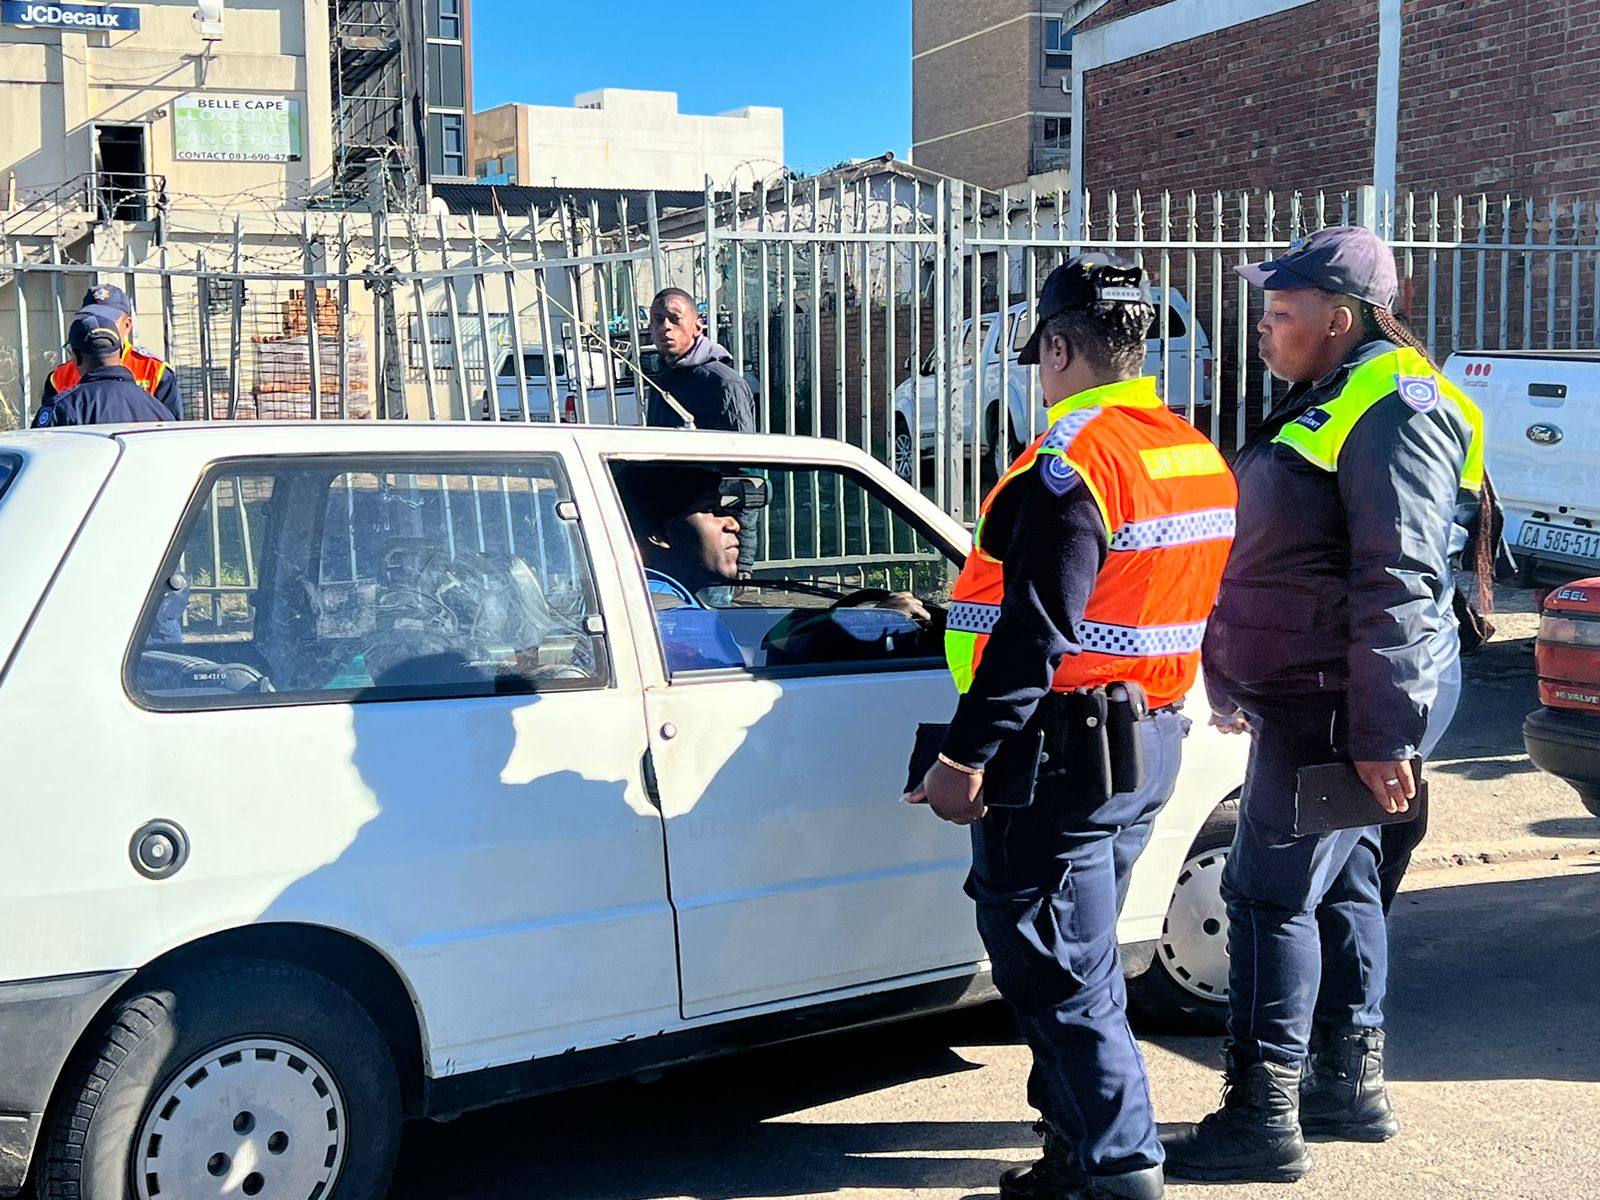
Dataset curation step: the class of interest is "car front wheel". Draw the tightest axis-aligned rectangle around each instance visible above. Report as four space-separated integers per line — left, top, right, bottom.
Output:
40 958 402 1200
1127 798 1237 1033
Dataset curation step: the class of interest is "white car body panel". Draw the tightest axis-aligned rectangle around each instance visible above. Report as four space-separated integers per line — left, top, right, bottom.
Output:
0 422 1243 1091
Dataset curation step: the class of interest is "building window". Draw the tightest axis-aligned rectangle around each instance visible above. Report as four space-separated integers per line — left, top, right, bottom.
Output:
1040 117 1071 149
428 41 465 109
1044 17 1072 71
428 0 462 40
429 113 467 178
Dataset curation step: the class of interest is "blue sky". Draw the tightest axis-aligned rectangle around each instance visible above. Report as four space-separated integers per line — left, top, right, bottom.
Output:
469 1 911 177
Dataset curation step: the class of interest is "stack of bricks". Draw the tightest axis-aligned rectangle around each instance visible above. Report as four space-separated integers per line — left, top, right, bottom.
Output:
283 287 341 339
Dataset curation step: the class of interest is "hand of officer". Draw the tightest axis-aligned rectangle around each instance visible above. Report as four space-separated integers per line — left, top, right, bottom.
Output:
1354 759 1415 814
1209 709 1250 734
904 760 986 825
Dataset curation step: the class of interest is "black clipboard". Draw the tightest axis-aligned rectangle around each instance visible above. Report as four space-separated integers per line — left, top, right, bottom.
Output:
1293 759 1426 836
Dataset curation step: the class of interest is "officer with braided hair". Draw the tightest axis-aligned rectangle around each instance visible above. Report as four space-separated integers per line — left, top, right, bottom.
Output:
906 254 1237 1200
1160 227 1486 1183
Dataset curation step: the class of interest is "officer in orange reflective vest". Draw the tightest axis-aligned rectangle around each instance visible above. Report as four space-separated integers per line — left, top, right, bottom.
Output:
41 284 182 420
906 256 1237 1200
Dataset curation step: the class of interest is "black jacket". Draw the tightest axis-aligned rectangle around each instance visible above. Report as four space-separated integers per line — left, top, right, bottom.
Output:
33 364 173 427
1202 339 1474 761
644 337 756 433
41 347 182 420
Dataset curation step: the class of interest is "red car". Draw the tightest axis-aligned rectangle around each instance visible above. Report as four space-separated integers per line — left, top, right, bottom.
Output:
1524 577 1600 816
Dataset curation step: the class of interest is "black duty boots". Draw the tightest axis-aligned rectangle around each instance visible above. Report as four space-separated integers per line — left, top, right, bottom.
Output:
1001 1125 1164 1200
1300 1025 1401 1142
1001 1124 1086 1200
1158 1054 1313 1183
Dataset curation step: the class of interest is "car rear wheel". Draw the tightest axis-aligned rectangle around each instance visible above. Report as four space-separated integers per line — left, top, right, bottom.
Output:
1128 798 1237 1033
40 958 401 1200
1578 785 1600 819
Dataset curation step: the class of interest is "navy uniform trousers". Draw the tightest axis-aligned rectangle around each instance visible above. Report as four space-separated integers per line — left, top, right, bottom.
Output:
969 709 1188 1177
1221 656 1462 1067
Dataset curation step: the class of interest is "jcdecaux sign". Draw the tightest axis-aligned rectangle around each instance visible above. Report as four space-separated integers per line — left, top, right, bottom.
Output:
0 2 141 31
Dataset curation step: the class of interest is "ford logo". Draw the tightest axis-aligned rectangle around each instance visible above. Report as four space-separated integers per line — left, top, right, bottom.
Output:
1527 423 1564 445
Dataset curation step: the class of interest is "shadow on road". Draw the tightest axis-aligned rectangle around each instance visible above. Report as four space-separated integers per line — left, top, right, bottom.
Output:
1530 816 1599 838
1148 866 1600 1085
390 1003 1037 1199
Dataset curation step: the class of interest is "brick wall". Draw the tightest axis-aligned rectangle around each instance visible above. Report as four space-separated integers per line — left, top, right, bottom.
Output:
1079 0 1600 203
913 0 1034 187
1082 0 1381 199
1398 0 1600 199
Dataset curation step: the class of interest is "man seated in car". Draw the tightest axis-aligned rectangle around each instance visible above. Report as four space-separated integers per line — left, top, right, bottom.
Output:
614 463 759 672
615 463 934 673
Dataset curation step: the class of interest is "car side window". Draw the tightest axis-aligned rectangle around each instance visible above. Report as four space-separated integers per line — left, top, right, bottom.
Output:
611 459 960 679
130 456 609 709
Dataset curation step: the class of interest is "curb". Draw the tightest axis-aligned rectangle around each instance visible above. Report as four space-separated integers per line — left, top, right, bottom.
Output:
1407 838 1600 872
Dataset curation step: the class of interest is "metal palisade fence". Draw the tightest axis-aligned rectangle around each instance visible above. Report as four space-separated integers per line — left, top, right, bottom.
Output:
3 177 1598 524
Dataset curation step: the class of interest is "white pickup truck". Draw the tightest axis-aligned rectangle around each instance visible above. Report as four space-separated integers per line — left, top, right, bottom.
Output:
1443 350 1600 581
894 295 1213 483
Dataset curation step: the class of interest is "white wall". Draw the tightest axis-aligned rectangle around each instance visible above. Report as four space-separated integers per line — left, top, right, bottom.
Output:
480 89 785 192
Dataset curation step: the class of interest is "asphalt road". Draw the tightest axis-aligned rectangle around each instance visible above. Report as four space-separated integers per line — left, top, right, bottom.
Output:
390 856 1600 1200
390 600 1600 1200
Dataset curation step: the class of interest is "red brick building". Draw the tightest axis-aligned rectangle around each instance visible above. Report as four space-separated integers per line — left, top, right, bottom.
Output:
1072 0 1600 205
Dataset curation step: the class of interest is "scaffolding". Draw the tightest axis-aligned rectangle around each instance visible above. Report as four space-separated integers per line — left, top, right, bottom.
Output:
329 0 414 207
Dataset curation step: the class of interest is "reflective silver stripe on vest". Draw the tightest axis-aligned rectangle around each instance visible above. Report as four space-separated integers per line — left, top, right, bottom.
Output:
947 601 1003 634
1108 507 1237 552
1074 619 1207 657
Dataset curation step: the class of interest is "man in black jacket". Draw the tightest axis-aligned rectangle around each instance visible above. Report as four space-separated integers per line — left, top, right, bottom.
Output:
644 288 756 433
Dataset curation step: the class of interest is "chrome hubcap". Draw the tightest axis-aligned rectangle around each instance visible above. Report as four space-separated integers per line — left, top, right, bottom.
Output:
894 430 914 480
135 1038 347 1200
1157 846 1232 1003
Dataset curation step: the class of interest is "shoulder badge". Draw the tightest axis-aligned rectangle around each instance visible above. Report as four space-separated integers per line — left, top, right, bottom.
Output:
35 405 54 427
1395 374 1440 413
1038 453 1081 497
1294 407 1332 431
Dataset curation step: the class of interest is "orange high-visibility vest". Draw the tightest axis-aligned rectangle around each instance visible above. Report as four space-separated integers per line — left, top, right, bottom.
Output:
946 376 1238 709
49 344 167 397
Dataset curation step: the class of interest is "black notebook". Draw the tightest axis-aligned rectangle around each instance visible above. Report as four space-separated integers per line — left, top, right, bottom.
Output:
1293 759 1426 836
905 722 1043 809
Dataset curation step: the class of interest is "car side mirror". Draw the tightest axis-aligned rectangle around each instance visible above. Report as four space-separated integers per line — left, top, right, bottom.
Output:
719 475 768 512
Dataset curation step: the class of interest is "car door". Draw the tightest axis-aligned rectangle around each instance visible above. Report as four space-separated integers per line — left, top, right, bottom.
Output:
11 432 682 1073
598 448 984 1018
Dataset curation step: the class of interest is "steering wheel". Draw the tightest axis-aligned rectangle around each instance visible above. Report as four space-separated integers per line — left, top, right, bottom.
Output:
826 587 894 612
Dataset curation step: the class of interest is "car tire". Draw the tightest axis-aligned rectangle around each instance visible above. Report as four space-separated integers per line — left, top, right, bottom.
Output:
893 416 916 483
1127 798 1238 1033
1577 785 1600 819
40 958 402 1200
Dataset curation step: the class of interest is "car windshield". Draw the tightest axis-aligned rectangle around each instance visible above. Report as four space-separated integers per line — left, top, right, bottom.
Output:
0 454 17 505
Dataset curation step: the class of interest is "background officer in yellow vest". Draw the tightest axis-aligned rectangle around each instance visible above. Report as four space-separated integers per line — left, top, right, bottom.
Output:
41 284 182 421
1161 227 1483 1183
907 255 1237 1200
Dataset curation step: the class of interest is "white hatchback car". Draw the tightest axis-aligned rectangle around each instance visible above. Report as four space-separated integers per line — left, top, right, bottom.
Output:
0 424 1241 1200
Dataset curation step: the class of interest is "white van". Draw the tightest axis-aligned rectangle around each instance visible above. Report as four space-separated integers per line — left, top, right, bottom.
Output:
1443 350 1600 580
894 294 1214 482
0 424 1242 1200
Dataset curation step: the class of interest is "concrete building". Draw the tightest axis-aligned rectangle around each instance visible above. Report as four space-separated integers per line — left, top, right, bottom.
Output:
473 89 784 192
1 0 335 220
911 1 1097 191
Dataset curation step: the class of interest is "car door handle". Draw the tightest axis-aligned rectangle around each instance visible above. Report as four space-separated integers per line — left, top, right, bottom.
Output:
641 748 662 810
